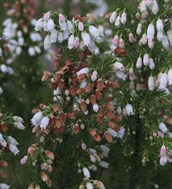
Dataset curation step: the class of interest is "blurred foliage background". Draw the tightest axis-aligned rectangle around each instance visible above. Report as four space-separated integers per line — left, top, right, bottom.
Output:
0 0 172 188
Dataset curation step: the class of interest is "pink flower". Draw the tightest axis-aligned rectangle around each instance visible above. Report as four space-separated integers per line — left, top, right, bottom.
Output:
81 143 87 150
90 155 96 163
160 145 166 156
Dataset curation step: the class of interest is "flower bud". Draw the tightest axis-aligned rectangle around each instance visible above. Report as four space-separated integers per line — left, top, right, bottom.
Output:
44 35 51 49
74 37 80 48
125 103 134 116
20 155 28 165
147 23 155 40
136 57 142 68
68 35 75 49
115 16 121 27
151 0 159 15
109 11 117 23
91 71 98 81
156 19 164 31
40 117 49 129
159 73 168 90
160 145 166 156
14 116 24 123
160 155 168 166
121 12 127 24
143 53 150 66
47 19 55 31
81 32 91 47
113 35 119 46
35 18 43 31
50 29 58 43
83 167 90 178
136 23 142 35
148 76 155 91
78 22 84 31
9 144 20 155
159 122 168 133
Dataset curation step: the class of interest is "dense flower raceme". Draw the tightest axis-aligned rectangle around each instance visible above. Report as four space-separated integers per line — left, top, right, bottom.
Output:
35 12 104 54
2 0 43 62
21 12 127 187
109 0 172 166
0 113 25 187
25 52 125 188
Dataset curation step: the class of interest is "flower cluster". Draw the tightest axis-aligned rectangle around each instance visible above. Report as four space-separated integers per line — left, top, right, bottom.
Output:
108 0 172 167
2 0 43 61
27 56 124 186
35 12 104 54
21 8 128 187
137 0 172 50
80 144 110 174
0 113 25 187
21 145 55 188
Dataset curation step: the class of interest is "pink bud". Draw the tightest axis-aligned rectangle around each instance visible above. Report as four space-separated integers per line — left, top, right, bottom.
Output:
90 155 96 163
81 143 87 150
41 163 49 170
160 145 166 156
113 35 119 46
59 14 65 22
43 12 50 21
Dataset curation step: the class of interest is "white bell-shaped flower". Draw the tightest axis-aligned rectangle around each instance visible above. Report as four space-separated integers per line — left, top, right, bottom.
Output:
148 76 155 91
159 122 168 133
40 116 50 129
109 11 117 23
159 73 168 90
125 103 134 116
83 167 90 178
